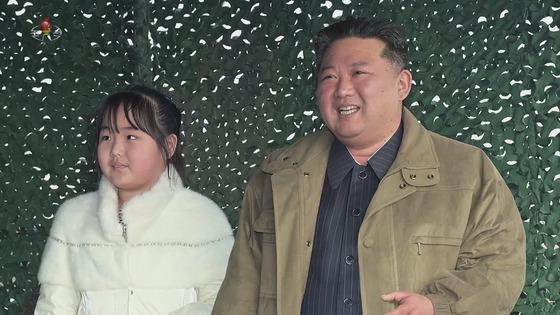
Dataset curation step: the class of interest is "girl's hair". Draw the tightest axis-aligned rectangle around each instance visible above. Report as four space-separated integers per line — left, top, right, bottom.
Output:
92 85 186 183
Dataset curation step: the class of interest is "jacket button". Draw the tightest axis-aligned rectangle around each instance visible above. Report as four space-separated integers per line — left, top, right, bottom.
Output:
283 156 289 161
427 174 435 179
343 298 353 306
410 174 416 179
363 239 374 248
345 255 355 265
399 183 406 189
303 172 310 177
306 241 311 247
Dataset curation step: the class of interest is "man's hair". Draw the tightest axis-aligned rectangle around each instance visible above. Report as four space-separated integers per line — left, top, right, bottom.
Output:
313 16 408 73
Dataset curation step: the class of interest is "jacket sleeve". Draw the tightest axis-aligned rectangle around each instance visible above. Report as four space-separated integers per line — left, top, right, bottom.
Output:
34 235 81 314
167 280 223 315
212 182 263 314
170 196 236 315
420 170 526 314
34 283 80 315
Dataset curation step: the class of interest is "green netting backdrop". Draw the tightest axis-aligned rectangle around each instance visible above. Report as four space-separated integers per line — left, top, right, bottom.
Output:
1 0 559 313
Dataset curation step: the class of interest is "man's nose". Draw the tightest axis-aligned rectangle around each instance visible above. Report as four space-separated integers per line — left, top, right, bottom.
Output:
335 76 355 98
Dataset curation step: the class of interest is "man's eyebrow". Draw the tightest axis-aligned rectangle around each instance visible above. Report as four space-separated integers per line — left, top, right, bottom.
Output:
319 65 334 73
350 61 370 67
320 62 371 73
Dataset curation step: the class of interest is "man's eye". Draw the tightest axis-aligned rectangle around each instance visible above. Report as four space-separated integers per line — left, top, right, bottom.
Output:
353 71 366 76
322 74 336 81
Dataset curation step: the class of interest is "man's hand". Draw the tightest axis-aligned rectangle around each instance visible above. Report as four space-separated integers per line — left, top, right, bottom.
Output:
381 291 435 315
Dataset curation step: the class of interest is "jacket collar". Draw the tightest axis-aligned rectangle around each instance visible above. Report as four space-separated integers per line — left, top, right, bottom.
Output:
262 107 439 186
262 128 334 174
326 124 402 189
97 167 183 242
386 107 441 187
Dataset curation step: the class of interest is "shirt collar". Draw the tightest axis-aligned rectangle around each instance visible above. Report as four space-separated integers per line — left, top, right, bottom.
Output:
369 123 402 180
326 123 403 189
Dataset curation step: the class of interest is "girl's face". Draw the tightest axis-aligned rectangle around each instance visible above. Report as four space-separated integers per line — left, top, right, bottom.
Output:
97 107 168 204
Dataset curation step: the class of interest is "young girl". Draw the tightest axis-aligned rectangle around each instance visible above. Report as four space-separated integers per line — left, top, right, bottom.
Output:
34 86 234 314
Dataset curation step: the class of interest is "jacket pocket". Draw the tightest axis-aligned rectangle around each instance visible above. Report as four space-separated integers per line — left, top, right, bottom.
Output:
252 208 277 301
404 236 463 291
411 235 462 246
253 208 276 244
410 235 462 255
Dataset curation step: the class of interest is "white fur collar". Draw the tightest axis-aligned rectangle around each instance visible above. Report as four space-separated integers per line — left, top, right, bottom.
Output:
97 167 183 242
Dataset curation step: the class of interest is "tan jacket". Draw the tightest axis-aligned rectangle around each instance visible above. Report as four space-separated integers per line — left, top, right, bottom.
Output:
213 108 526 315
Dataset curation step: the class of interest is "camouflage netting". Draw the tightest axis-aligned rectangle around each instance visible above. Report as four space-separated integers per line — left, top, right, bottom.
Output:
1 0 559 313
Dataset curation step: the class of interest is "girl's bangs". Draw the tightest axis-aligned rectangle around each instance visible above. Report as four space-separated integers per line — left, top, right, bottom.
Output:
100 93 150 133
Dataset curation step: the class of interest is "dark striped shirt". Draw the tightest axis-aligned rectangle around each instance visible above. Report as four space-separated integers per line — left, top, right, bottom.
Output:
301 124 403 315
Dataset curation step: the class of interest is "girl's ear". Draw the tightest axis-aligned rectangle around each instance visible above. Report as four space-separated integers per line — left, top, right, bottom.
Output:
166 134 178 158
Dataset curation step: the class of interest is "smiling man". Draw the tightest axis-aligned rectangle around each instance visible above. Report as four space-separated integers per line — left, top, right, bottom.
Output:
213 17 526 315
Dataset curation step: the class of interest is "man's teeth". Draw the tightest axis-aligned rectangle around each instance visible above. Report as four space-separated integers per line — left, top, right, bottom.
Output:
339 106 358 115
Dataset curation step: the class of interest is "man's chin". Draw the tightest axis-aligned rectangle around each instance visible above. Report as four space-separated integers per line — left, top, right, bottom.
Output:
333 132 364 146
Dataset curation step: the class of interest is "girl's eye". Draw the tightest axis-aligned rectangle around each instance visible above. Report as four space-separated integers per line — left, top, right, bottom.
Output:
127 135 137 140
100 135 111 141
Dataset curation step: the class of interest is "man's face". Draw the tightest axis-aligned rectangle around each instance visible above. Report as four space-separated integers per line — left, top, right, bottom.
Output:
317 37 411 152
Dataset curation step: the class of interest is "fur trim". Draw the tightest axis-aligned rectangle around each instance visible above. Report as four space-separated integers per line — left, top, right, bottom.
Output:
97 168 182 242
38 166 234 292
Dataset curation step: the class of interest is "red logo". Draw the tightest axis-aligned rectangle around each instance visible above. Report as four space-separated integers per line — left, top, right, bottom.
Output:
31 17 61 41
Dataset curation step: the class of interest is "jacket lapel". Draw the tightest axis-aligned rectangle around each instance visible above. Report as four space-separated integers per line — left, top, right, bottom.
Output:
263 129 333 314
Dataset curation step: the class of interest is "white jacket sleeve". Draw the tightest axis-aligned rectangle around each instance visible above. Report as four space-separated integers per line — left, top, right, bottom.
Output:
34 283 80 315
167 280 222 315
34 219 81 315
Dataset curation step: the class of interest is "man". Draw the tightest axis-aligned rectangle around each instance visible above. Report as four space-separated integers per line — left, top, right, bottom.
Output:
213 16 526 315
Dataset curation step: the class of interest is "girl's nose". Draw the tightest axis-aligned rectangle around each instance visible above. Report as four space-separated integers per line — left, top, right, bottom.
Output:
110 139 123 157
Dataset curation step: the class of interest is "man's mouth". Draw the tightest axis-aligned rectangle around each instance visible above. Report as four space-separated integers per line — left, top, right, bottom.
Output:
339 105 359 115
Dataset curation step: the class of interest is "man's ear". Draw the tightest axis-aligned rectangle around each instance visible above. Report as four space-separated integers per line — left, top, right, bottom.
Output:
397 69 412 101
166 134 178 158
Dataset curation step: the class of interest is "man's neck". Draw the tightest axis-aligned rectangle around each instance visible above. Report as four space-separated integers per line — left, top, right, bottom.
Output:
347 138 390 166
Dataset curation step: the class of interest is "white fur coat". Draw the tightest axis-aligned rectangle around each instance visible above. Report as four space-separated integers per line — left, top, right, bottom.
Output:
35 168 234 315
